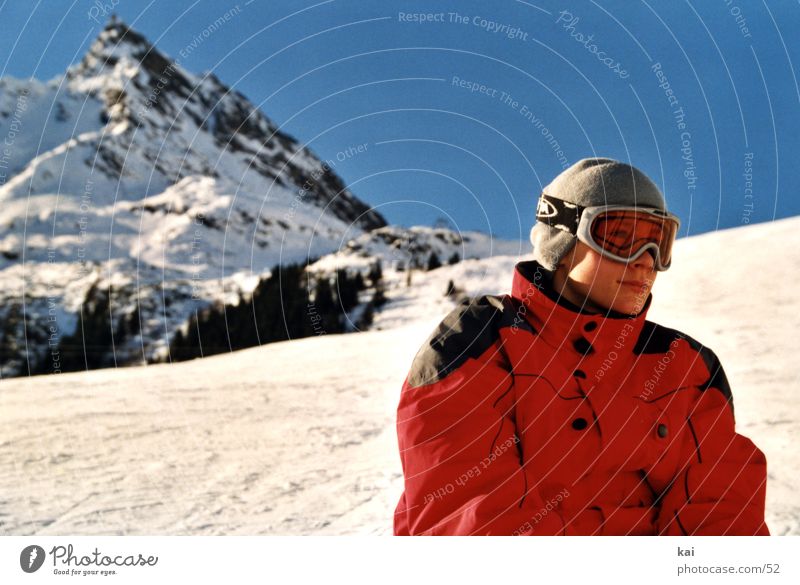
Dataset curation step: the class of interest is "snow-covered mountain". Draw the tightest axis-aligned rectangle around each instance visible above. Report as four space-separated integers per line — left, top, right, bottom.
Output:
0 18 514 377
0 17 384 232
310 225 523 273
0 215 797 535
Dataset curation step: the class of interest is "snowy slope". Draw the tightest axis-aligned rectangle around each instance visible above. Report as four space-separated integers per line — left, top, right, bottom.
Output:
0 215 797 535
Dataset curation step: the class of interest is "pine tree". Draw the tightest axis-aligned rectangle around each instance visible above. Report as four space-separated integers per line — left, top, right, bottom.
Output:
0 304 22 376
58 283 114 372
166 260 375 362
336 269 359 311
313 276 338 334
170 328 187 361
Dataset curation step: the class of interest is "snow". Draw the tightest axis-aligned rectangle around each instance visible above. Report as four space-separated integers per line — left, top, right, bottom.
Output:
0 215 797 535
0 19 391 374
0 324 419 535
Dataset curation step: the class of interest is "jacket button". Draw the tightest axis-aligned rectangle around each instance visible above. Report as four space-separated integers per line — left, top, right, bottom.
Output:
573 337 594 355
573 369 587 379
584 321 598 332
571 417 588 431
657 423 668 438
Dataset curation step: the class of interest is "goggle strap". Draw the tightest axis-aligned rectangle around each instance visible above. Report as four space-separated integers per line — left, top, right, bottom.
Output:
535 193 584 235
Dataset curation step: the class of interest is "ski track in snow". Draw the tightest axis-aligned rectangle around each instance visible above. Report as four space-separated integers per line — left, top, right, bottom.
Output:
0 217 798 535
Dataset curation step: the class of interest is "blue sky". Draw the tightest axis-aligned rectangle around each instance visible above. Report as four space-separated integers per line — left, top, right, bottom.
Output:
1 0 798 240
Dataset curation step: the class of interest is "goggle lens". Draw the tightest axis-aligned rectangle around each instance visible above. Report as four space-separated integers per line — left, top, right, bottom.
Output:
589 210 678 268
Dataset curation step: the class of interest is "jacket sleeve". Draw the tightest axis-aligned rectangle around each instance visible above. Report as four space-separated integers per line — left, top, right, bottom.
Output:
656 348 769 535
395 297 621 535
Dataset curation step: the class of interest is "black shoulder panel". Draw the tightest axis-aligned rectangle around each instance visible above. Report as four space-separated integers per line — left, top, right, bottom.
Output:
636 323 735 413
681 335 734 408
405 295 514 388
633 320 684 355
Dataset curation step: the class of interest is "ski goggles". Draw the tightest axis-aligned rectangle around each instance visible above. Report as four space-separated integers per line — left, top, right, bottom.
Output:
535 193 681 271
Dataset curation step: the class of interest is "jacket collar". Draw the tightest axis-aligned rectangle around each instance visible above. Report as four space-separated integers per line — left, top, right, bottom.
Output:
511 260 652 355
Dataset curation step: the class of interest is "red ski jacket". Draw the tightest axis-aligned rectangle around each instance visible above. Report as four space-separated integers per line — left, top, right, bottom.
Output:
394 260 769 535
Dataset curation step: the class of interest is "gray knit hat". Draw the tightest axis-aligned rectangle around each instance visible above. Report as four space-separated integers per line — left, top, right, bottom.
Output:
530 157 666 270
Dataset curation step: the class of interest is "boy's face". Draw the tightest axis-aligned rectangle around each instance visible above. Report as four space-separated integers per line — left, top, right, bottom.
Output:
554 241 656 315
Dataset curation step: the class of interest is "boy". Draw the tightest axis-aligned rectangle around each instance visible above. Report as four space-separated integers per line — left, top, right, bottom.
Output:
393 158 769 535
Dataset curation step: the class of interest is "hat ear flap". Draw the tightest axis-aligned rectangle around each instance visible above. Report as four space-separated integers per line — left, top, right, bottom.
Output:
531 223 576 271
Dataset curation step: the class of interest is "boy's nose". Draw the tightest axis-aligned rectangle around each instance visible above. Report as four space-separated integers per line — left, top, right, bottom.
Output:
632 248 657 270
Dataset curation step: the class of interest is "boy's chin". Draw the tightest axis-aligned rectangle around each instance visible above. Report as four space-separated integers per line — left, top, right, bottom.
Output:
601 298 644 316
615 301 645 316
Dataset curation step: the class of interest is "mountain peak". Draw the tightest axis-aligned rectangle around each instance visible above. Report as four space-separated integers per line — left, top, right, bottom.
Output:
102 13 132 34
66 16 179 88
28 18 386 229
104 13 123 28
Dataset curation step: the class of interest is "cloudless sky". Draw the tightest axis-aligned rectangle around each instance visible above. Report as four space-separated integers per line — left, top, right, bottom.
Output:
1 0 798 240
